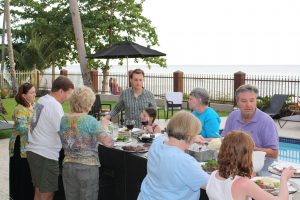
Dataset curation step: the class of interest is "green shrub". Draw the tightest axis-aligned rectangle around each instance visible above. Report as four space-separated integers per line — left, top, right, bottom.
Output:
257 96 270 110
0 88 12 99
183 92 189 100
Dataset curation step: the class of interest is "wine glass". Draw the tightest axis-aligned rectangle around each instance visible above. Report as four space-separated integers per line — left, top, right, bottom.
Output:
125 119 135 137
141 117 149 131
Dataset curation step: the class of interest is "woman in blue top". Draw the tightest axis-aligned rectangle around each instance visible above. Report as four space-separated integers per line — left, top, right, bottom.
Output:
189 88 221 138
138 110 209 200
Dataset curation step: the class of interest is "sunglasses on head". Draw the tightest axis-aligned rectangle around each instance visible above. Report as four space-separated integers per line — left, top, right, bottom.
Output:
22 82 32 93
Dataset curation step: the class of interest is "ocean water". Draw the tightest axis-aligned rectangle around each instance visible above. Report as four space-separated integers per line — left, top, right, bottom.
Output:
46 64 300 76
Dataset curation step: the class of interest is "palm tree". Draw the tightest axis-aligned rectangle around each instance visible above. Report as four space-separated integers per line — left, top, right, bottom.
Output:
13 32 69 88
1 11 6 73
0 98 7 115
68 0 93 89
5 0 18 95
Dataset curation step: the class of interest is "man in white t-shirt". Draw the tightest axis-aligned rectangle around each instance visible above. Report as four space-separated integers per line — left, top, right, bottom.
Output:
27 76 74 200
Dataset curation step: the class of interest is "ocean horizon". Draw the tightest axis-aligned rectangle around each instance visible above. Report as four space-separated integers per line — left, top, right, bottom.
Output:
45 64 300 76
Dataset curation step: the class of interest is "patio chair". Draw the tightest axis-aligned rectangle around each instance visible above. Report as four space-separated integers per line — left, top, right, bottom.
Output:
0 105 14 131
164 92 183 119
277 96 300 128
88 94 112 120
0 120 14 130
262 94 289 118
278 114 300 128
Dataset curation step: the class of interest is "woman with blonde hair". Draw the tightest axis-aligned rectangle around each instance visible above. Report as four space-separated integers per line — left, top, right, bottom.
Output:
58 86 114 200
138 110 209 200
206 130 295 200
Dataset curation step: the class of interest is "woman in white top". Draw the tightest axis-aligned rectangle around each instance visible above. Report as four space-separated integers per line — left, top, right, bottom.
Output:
206 130 295 200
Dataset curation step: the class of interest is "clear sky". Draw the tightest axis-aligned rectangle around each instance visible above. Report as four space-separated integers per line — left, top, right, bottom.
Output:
2 1 300 67
141 0 300 65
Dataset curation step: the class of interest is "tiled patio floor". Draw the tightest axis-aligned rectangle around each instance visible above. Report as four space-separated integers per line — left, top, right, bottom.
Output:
0 138 10 200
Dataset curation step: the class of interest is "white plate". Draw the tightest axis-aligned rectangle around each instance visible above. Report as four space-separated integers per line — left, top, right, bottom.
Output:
268 162 300 178
118 127 128 133
251 176 298 195
140 133 161 138
113 139 133 147
272 162 300 173
132 128 142 133
118 127 142 133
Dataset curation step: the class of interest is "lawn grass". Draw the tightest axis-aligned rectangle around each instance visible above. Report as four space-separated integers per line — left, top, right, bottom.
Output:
1 98 69 121
0 129 12 139
218 111 230 117
1 98 117 121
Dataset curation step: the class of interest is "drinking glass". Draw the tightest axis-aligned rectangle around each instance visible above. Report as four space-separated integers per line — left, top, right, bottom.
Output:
125 119 135 138
141 117 149 131
112 124 119 140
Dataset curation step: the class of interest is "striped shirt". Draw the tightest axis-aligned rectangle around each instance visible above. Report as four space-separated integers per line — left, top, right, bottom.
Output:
109 88 156 127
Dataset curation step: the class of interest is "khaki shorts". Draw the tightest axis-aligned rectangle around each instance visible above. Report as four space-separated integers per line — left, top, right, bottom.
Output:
27 151 59 193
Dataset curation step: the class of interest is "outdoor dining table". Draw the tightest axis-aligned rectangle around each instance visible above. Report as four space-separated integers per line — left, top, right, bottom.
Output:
96 140 209 200
96 143 300 200
53 138 300 200
54 137 209 200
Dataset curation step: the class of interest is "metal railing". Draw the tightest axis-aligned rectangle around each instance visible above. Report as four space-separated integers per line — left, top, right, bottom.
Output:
246 75 300 103
97 72 174 98
184 74 234 103
1 70 300 105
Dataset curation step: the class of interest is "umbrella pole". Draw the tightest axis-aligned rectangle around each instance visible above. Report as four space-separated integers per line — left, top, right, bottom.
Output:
127 57 129 87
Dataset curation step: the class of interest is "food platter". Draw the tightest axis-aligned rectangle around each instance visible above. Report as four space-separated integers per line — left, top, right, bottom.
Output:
268 162 300 178
251 176 298 195
121 145 149 153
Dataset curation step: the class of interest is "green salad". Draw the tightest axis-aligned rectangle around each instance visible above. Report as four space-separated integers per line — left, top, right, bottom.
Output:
116 134 130 142
202 160 218 173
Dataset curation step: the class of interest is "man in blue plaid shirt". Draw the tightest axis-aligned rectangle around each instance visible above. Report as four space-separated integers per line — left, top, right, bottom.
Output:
103 69 156 127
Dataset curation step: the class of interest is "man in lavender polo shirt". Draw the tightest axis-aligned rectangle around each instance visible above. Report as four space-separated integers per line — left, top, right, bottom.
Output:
222 84 279 159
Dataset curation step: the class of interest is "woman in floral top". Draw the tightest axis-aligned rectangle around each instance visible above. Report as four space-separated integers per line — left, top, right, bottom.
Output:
59 86 114 200
9 82 36 200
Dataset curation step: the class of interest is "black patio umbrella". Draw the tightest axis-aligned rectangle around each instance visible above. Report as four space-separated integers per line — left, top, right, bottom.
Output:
87 40 166 59
86 40 166 85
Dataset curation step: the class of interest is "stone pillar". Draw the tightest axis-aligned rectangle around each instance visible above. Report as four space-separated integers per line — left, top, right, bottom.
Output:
173 70 184 92
233 71 246 106
90 70 98 92
60 69 68 76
